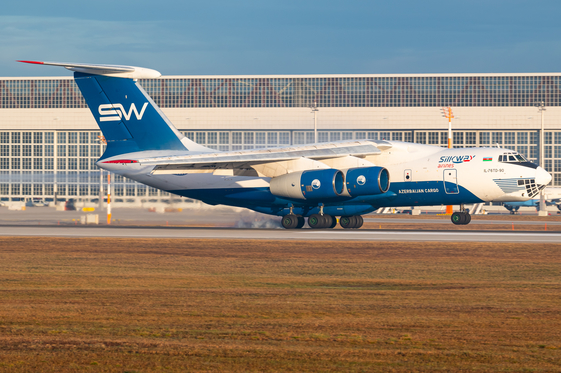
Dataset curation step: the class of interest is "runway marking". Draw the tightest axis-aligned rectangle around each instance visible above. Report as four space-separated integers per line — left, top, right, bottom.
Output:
303 230 560 237
0 226 560 243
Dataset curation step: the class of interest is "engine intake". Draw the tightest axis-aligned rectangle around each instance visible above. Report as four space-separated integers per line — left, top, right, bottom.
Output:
345 166 390 197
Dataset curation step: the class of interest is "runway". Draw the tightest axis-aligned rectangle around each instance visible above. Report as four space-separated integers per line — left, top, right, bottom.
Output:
363 216 561 225
0 225 560 243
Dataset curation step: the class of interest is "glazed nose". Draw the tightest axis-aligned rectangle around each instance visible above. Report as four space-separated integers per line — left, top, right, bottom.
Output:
535 166 552 187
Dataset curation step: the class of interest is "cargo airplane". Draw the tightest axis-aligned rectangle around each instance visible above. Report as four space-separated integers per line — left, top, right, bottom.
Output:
20 61 552 229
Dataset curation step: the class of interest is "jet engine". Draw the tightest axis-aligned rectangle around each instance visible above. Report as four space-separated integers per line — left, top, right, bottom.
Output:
269 169 345 200
269 166 390 201
344 166 390 197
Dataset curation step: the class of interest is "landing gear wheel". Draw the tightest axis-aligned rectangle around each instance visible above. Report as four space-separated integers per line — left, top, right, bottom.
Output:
354 215 364 229
296 216 305 229
308 214 334 229
282 214 299 229
329 216 338 229
451 212 463 225
451 212 471 225
323 214 334 228
340 215 357 229
308 213 324 229
340 215 363 229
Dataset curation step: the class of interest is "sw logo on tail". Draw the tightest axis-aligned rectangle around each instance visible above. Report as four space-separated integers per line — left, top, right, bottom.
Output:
98 103 149 122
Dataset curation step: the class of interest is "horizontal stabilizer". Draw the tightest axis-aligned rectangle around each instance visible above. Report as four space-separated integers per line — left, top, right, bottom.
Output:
18 60 161 79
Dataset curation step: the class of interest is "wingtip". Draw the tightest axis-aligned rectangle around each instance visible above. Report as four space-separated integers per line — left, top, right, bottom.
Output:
17 60 45 65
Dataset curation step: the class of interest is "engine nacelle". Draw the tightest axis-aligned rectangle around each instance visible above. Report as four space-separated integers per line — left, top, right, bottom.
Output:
344 166 390 197
270 169 345 200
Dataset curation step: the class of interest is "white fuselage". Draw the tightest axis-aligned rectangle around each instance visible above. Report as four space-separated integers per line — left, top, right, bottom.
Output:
98 141 551 213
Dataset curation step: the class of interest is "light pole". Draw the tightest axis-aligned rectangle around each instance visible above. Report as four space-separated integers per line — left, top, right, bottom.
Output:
98 135 106 210
536 101 548 216
442 107 454 215
310 100 318 144
98 135 111 223
442 107 454 149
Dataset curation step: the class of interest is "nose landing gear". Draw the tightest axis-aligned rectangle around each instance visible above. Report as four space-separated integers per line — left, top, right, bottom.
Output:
451 205 471 225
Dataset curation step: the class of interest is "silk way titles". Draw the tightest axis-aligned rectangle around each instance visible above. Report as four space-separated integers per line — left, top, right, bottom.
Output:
439 155 476 163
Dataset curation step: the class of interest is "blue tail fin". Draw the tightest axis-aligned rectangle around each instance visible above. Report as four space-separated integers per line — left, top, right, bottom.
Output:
74 72 188 158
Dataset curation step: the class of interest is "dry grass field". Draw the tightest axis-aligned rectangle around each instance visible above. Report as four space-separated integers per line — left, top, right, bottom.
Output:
0 237 560 372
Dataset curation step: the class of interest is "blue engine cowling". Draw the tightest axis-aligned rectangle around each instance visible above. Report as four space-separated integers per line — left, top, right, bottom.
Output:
301 169 345 199
269 168 345 200
345 166 390 197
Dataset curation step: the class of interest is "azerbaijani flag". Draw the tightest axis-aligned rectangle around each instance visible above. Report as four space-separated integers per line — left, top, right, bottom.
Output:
483 157 492 162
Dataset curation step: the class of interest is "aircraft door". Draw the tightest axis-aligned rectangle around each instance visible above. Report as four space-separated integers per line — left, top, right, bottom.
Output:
443 169 459 194
404 169 412 182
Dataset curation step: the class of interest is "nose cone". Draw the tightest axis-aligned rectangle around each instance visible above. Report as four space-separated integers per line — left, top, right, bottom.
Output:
536 166 552 187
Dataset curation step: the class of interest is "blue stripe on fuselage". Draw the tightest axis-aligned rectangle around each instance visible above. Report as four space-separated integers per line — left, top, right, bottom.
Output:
388 181 483 205
168 180 483 216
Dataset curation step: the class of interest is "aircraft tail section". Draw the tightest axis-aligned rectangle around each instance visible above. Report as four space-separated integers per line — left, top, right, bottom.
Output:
18 60 207 158
74 72 188 158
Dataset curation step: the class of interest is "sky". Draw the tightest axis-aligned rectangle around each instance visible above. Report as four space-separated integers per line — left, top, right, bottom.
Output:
2 0 561 77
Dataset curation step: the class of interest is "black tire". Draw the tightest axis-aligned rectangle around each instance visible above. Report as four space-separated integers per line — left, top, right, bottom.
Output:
354 215 364 229
329 216 338 228
340 215 356 229
463 213 471 225
308 214 324 229
339 216 350 229
323 215 334 229
451 212 463 225
282 215 298 229
296 216 305 229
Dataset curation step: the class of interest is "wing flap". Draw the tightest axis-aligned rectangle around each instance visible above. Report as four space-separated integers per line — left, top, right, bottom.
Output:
147 141 386 176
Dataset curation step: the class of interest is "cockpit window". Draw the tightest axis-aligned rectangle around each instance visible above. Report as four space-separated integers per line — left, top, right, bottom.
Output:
499 152 529 163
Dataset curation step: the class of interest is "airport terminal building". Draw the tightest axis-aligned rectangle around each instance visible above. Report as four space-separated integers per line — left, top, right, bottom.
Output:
1 72 561 202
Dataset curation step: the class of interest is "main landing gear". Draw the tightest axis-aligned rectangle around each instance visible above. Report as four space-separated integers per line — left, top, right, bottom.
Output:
281 214 305 229
307 213 337 229
339 215 364 229
451 205 471 225
281 214 364 229
281 204 363 230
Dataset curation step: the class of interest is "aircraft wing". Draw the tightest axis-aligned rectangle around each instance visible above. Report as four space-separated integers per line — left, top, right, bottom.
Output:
143 140 389 176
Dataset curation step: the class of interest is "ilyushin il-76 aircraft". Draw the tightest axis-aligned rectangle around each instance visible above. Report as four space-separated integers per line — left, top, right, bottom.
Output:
20 61 552 229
